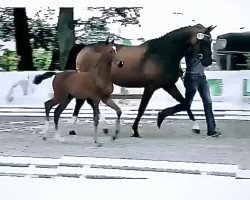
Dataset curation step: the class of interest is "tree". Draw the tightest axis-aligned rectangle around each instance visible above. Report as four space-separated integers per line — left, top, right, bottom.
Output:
1 7 57 50
13 8 35 71
0 7 143 71
57 8 75 70
76 7 143 44
0 7 15 42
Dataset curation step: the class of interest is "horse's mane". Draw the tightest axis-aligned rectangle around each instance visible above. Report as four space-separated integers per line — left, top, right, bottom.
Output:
151 24 205 42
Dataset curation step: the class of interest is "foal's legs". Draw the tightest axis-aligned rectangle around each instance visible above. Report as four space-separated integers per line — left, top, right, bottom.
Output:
69 98 100 135
132 87 156 138
43 99 57 141
92 101 101 146
72 99 85 123
54 96 73 142
158 85 200 132
103 98 122 140
69 98 86 135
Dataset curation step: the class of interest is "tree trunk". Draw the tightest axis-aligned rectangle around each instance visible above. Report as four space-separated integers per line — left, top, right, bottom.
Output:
13 8 35 71
57 8 75 70
48 49 60 71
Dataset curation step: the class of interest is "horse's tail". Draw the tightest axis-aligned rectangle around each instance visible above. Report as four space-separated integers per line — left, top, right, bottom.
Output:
64 43 85 70
33 72 57 85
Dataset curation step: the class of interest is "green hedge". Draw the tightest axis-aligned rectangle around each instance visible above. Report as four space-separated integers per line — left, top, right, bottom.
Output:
247 54 250 70
0 49 52 71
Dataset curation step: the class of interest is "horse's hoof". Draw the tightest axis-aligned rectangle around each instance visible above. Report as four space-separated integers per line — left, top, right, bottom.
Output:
131 134 141 138
103 128 109 134
192 129 200 134
42 136 47 141
96 143 103 147
59 137 65 143
157 111 164 129
69 130 77 135
55 135 65 143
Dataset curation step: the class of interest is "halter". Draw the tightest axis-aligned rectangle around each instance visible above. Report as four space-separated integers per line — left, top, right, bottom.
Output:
196 33 212 42
195 32 212 60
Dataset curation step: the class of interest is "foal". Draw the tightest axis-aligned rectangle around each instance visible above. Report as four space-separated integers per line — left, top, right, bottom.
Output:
33 42 123 146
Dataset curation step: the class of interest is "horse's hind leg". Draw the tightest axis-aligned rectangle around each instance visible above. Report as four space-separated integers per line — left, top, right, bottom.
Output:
103 98 122 141
54 96 73 142
43 99 57 141
69 98 86 136
161 85 200 133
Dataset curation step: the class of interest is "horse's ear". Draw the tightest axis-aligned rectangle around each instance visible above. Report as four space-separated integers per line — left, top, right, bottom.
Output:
111 39 115 44
206 25 217 33
105 35 110 45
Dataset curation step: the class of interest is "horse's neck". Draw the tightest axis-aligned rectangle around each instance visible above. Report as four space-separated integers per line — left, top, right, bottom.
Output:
167 31 192 60
151 28 193 62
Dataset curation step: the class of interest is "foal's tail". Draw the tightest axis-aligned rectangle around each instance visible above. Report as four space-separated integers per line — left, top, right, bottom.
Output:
33 72 57 85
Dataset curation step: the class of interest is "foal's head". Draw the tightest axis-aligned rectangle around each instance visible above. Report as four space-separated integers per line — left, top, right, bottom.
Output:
102 37 124 68
188 24 217 66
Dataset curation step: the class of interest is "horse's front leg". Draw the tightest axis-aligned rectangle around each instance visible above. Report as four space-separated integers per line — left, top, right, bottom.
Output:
54 96 73 142
132 87 156 138
103 98 122 141
93 101 102 147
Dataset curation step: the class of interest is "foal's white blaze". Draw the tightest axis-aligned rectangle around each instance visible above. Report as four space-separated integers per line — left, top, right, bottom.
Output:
112 45 117 53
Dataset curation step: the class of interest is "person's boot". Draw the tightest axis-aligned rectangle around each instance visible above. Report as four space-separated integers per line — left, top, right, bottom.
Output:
207 130 221 137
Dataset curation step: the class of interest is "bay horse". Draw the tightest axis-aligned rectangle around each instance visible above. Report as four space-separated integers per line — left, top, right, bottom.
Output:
33 41 124 146
65 24 216 138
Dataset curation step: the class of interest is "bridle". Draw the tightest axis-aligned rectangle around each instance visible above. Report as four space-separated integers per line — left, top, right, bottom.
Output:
179 32 212 82
195 32 212 60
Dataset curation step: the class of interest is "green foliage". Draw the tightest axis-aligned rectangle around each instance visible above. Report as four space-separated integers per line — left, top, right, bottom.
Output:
0 7 15 42
0 50 19 71
75 7 143 44
1 7 142 47
0 49 52 71
246 54 250 70
0 7 57 50
33 49 52 70
0 7 142 70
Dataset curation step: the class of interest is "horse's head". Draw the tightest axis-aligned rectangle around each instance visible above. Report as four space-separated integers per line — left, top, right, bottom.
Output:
104 36 124 68
189 24 217 66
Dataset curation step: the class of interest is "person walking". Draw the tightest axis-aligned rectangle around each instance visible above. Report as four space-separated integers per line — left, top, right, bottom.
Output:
157 49 221 137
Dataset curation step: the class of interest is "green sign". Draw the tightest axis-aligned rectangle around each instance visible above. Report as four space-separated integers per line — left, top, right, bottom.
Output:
207 79 223 96
243 79 250 96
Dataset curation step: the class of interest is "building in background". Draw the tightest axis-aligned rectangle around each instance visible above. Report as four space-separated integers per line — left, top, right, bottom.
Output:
213 32 250 70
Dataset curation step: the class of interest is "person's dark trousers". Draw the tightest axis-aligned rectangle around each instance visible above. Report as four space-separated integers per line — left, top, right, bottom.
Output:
184 74 216 134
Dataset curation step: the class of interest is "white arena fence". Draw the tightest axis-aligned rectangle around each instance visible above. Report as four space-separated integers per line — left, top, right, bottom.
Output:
0 70 250 120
